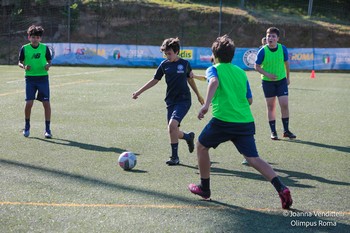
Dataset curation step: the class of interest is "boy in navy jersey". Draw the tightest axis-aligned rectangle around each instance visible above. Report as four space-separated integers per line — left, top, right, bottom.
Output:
133 37 204 165
18 25 52 138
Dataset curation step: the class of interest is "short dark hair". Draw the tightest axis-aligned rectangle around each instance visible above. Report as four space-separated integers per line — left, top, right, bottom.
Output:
211 35 235 63
266 27 280 37
160 37 180 54
27 25 44 37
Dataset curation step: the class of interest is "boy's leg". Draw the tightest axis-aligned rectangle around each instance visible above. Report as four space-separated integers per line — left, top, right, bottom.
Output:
244 156 277 180
245 156 293 209
42 101 52 138
23 100 34 137
278 96 296 139
266 97 279 140
188 141 211 199
166 119 180 165
179 131 195 153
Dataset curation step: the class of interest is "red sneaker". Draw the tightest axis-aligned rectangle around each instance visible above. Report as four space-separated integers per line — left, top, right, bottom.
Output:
188 183 211 199
279 188 293 209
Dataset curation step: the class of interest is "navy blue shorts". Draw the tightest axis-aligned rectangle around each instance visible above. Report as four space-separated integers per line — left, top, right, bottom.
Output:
25 76 50 101
262 78 288 98
198 118 259 157
167 102 191 125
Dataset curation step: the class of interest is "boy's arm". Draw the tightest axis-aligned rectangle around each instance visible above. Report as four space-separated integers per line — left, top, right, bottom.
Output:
192 74 207 82
198 77 219 120
45 46 52 71
45 60 52 71
188 72 204 105
246 81 253 105
255 64 277 80
18 47 29 70
132 78 159 99
285 60 290 85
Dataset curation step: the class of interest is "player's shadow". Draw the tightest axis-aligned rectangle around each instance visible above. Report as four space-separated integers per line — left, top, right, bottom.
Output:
180 162 350 188
284 139 350 154
274 168 350 187
31 137 140 155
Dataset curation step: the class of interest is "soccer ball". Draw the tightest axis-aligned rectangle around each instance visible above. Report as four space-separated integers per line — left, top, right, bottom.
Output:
118 151 137 170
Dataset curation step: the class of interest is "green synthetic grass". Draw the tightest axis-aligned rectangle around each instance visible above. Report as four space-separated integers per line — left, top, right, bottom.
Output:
0 65 349 233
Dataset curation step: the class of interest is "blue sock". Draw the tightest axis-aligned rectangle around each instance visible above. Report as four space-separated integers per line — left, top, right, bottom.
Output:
25 119 30 130
200 178 210 191
183 133 190 141
45 121 51 132
269 120 276 133
171 143 178 159
282 118 289 132
271 176 286 192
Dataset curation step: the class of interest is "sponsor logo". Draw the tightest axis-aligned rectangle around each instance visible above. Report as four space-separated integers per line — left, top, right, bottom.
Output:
179 50 193 59
31 53 41 59
290 53 314 61
243 49 258 68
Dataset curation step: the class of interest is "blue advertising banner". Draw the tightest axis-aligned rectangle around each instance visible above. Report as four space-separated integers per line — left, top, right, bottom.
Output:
49 43 350 70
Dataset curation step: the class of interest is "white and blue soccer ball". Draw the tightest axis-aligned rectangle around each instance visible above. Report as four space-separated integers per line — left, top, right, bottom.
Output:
118 151 137 170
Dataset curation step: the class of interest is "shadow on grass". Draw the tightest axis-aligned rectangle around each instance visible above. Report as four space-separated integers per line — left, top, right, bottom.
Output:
274 168 350 187
284 139 350 154
180 161 350 188
1 158 349 232
31 137 140 155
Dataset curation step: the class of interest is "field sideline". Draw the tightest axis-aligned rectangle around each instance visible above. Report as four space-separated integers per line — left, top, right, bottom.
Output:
0 65 349 233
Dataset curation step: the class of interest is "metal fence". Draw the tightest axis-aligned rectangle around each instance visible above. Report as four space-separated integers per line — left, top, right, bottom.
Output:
1 0 349 65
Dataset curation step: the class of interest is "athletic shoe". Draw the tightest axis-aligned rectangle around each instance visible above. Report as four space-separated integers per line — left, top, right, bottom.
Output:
186 132 195 153
278 187 293 209
241 159 250 166
166 157 179 166
23 129 30 137
188 183 211 199
44 130 52 139
271 132 278 140
283 131 296 139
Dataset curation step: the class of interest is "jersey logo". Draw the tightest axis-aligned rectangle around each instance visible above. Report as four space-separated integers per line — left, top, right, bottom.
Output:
177 64 184 73
31 53 41 59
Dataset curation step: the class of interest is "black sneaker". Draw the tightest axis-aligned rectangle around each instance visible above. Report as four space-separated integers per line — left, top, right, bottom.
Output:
283 131 296 139
166 157 180 166
185 132 195 153
271 132 278 140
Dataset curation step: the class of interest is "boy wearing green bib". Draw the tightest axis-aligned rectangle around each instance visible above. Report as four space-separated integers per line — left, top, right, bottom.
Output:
18 25 52 138
255 27 296 140
188 35 293 209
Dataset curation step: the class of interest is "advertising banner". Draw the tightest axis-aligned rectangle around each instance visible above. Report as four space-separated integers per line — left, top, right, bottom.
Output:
49 43 350 70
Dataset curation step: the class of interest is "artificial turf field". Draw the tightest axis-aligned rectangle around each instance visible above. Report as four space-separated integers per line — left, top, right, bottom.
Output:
0 65 349 233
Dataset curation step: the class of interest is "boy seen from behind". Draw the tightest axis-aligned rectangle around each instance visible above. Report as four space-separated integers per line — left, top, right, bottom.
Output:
188 35 293 209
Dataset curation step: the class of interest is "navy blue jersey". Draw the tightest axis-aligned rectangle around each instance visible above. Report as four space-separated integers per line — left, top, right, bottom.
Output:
154 58 192 106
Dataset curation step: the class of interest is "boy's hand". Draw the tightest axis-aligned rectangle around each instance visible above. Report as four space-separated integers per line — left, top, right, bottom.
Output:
267 73 277 80
45 64 51 71
198 105 209 120
132 92 140 99
25 65 31 70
